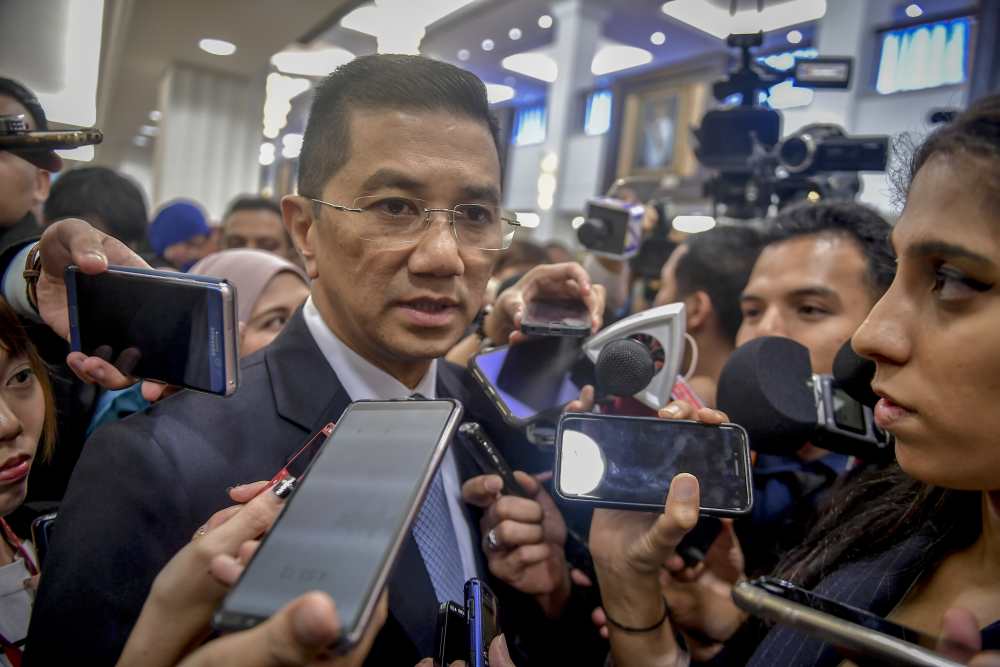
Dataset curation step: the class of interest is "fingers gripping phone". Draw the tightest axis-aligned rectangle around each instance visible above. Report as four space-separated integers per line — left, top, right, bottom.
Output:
555 413 753 516
215 399 463 649
732 578 973 667
466 578 499 667
66 266 239 396
520 298 591 337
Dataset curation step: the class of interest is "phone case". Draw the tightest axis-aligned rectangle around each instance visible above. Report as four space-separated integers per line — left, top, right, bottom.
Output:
553 413 754 517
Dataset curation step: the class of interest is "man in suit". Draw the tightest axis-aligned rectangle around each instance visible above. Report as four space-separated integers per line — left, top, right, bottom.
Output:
25 54 605 665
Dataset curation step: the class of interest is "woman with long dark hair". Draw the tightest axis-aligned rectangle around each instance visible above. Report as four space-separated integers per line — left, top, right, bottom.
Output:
588 94 1000 666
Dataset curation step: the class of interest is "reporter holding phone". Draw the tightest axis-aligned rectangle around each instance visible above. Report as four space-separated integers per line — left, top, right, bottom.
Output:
589 96 1000 667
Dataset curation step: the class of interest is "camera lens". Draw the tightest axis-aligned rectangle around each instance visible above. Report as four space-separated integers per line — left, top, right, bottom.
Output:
780 137 809 170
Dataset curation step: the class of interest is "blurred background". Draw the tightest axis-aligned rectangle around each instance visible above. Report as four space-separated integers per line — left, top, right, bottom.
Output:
3 0 996 246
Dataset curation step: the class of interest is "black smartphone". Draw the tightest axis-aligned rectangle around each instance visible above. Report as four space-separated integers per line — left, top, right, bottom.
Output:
215 399 464 648
30 512 57 567
677 517 723 567
66 266 239 396
466 578 499 667
470 337 595 428
436 600 468 667
733 578 972 666
554 413 753 516
458 422 528 497
520 298 591 337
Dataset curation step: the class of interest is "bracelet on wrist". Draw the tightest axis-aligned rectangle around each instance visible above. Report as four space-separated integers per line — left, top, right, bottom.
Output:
604 595 670 633
22 243 42 313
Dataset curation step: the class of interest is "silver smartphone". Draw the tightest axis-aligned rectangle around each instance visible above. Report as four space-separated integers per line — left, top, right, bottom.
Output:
732 578 972 667
214 399 464 649
555 413 753 516
66 265 239 396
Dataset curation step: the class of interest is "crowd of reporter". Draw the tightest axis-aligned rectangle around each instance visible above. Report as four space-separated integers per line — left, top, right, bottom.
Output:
0 54 998 667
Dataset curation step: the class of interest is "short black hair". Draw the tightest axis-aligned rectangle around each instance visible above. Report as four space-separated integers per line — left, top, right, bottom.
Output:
760 201 895 298
298 54 502 198
44 167 147 246
223 195 282 221
674 226 762 344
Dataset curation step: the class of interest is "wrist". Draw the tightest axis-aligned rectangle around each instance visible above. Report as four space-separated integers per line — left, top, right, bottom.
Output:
535 567 572 619
597 569 665 630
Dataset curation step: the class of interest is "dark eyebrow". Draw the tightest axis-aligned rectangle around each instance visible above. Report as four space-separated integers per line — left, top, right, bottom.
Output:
357 169 424 195
740 286 840 303
458 184 501 204
907 240 994 267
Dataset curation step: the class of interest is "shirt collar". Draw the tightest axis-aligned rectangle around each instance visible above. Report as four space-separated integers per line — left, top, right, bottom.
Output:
301 296 437 401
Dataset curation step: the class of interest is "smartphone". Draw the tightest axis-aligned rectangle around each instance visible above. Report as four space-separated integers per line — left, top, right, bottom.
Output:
30 512 57 567
436 600 468 667
554 413 753 516
470 337 595 428
520 298 591 337
458 422 527 497
66 266 239 396
215 399 464 648
466 578 499 667
676 517 723 567
733 578 972 666
0 128 104 150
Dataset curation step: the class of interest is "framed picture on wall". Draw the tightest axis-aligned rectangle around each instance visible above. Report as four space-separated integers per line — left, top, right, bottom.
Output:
616 81 707 180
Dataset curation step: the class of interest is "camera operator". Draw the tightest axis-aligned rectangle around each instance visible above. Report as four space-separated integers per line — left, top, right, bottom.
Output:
587 93 1000 667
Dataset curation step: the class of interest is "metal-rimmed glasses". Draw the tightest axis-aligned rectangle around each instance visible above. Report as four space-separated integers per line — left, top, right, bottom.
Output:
309 194 530 251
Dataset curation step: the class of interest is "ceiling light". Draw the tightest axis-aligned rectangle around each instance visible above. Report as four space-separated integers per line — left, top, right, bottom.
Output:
271 45 354 77
786 29 803 44
138 124 158 137
650 31 666 46
457 49 470 61
905 3 923 18
259 142 275 166
481 38 495 51
281 133 304 159
340 0 477 53
672 215 716 234
592 44 653 76
132 135 149 147
538 14 553 29
571 216 585 229
661 0 826 39
149 110 162 122
502 51 558 82
262 73 311 139
509 27 522 40
516 212 541 227
198 38 236 56
485 83 515 104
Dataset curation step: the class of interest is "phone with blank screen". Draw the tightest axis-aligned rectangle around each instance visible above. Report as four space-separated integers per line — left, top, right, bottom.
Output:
554 413 753 516
214 399 463 649
66 265 239 396
733 578 973 666
470 337 595 428
520 298 591 337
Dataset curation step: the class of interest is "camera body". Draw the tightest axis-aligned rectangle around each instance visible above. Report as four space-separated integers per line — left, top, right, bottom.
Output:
576 197 645 259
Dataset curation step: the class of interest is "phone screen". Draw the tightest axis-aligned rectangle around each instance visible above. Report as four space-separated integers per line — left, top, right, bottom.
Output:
521 298 590 335
217 400 460 641
473 338 594 422
69 268 229 393
556 414 752 514
467 579 499 667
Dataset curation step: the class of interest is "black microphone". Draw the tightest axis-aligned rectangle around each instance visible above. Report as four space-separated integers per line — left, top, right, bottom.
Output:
717 336 892 460
832 340 878 407
594 338 656 397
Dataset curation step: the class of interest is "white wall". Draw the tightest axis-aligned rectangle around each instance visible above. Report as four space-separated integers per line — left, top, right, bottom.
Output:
503 142 544 212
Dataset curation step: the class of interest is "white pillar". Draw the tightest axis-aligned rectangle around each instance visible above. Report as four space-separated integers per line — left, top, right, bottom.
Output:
535 0 606 239
153 63 264 220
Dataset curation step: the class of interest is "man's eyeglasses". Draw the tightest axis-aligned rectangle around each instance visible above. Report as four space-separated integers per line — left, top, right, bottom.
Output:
309 195 531 251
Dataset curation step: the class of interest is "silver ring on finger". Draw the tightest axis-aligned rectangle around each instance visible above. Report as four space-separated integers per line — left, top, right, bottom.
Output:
485 528 502 553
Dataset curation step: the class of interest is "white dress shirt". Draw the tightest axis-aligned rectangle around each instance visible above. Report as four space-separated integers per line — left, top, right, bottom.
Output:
302 296 480 584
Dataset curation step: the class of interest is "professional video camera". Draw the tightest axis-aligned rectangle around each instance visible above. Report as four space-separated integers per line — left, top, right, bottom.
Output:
693 32 889 219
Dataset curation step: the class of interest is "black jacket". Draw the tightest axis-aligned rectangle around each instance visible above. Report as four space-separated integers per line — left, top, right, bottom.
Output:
25 308 603 666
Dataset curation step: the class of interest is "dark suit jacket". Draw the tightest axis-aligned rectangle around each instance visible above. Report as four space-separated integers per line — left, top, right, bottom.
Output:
24 308 603 666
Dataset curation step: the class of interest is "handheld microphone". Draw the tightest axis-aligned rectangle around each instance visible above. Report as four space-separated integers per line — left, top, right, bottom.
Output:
594 338 656 397
717 336 892 460
832 340 878 407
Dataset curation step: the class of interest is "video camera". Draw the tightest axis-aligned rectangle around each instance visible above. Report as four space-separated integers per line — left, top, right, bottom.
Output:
693 33 889 219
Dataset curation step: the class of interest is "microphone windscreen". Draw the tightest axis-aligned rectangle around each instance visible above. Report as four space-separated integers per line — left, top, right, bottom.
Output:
832 340 879 408
717 336 817 455
595 338 655 397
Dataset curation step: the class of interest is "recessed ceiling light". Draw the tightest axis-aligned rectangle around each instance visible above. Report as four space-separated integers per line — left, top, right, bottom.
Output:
650 31 666 46
485 83 515 104
786 29 803 44
457 49 470 61
271 46 354 77
592 44 653 76
538 14 553 29
132 135 149 147
672 215 717 234
661 0 826 39
198 38 237 56
905 3 923 18
509 27 522 40
148 110 162 122
502 51 558 83
139 124 159 137
481 39 495 51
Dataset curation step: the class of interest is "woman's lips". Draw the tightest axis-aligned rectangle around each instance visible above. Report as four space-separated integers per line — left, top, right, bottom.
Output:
873 397 915 430
0 454 31 484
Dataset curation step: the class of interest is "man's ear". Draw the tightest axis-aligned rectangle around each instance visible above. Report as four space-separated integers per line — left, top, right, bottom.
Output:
32 169 51 206
282 195 318 280
685 290 714 332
